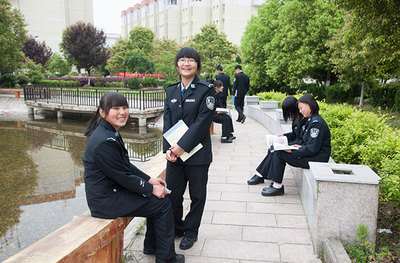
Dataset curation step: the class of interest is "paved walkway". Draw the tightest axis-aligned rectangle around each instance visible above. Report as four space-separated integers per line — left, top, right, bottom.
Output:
127 111 320 263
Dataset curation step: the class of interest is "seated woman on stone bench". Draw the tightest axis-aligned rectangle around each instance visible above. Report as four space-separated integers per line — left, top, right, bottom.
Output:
247 94 331 196
213 80 236 143
83 92 184 263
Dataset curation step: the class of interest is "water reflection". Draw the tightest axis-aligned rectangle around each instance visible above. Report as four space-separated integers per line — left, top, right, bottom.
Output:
0 118 162 261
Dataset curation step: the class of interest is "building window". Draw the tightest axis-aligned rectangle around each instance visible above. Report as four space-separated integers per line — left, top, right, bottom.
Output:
169 0 177 4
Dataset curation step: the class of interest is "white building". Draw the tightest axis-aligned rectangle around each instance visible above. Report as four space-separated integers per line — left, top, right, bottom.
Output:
121 0 264 46
10 0 94 53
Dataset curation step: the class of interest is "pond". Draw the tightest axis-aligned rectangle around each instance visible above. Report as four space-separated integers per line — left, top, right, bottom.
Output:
0 115 163 262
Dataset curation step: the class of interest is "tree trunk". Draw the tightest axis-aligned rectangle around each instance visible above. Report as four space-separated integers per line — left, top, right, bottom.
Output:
325 70 331 87
87 69 91 86
359 81 365 107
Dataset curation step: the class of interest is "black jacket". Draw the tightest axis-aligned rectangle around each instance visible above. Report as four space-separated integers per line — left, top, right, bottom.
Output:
233 72 250 98
83 119 153 219
163 75 216 165
285 118 307 145
291 113 331 161
215 72 232 97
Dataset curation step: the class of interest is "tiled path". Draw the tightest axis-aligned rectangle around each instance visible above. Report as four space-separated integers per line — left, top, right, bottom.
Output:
126 111 320 263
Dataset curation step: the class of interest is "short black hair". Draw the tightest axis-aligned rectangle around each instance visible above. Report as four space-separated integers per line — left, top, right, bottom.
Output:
214 80 223 87
175 47 201 71
216 65 223 71
282 96 300 122
298 94 319 114
235 65 242 70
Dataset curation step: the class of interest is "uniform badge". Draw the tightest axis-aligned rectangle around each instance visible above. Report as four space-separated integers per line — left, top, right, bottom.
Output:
206 96 215 110
191 84 196 88
310 128 319 138
186 99 195 102
171 99 177 103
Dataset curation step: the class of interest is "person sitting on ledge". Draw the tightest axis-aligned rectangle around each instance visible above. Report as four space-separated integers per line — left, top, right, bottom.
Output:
82 92 184 263
213 80 236 143
248 94 331 196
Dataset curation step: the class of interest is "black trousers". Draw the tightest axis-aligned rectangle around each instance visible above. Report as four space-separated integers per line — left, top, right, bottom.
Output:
234 96 245 121
166 161 210 238
213 114 234 137
123 195 175 260
256 150 311 183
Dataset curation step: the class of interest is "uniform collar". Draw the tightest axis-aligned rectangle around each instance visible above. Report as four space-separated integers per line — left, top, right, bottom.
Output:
100 118 117 133
179 75 199 91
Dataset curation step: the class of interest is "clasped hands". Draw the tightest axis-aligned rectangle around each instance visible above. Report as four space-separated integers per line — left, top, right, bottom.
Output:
149 177 168 199
166 144 184 162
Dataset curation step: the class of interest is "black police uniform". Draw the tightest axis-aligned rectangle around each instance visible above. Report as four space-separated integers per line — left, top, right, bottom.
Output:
83 119 176 260
163 75 216 239
215 72 232 108
258 113 331 183
232 71 250 121
256 118 306 178
213 92 234 138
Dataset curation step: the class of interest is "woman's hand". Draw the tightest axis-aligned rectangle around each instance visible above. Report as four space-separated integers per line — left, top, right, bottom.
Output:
277 134 284 137
152 184 167 199
148 177 167 187
170 144 185 157
166 149 177 162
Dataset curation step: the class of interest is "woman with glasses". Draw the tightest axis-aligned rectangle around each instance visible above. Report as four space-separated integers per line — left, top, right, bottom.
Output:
163 47 216 251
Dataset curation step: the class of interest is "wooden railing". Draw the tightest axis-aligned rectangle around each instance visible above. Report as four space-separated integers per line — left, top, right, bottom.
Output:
23 86 166 110
4 152 167 263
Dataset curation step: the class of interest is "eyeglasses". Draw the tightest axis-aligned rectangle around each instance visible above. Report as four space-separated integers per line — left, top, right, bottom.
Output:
178 58 197 64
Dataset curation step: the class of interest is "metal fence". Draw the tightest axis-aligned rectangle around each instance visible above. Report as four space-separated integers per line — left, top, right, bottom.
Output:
23 85 166 110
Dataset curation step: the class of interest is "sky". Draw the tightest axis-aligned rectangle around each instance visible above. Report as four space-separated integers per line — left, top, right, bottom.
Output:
93 0 141 34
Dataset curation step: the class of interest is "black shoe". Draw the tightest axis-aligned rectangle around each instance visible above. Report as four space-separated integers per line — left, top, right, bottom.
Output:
143 247 156 255
236 119 241 122
175 231 184 237
241 116 246 124
247 174 264 185
261 185 284 196
156 254 185 263
179 236 198 250
228 134 236 140
221 137 233 143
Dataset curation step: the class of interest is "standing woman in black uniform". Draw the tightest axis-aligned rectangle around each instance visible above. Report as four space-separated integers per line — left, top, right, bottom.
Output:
247 96 305 185
260 94 331 196
83 92 184 263
163 47 216 250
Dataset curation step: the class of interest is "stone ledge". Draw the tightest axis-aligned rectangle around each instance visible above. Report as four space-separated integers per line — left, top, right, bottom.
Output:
322 238 351 263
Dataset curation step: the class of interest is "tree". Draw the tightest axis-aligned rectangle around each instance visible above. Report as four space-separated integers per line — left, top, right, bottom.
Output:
21 38 53 66
129 27 155 54
189 25 238 77
106 38 132 74
47 53 71 77
61 22 109 85
150 39 180 78
124 50 155 74
0 0 27 74
241 0 343 89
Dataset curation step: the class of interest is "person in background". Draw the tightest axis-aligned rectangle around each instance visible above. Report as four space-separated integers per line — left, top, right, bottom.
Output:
251 94 331 196
215 65 232 108
213 80 235 143
247 96 305 185
232 65 250 123
163 47 215 250
83 92 184 263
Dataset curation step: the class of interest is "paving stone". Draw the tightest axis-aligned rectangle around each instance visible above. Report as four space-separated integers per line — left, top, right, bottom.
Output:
279 244 315 263
247 202 305 215
202 239 280 261
199 223 243 240
221 192 276 203
243 226 313 244
205 200 246 212
276 214 309 228
184 256 239 263
212 211 276 227
208 183 249 193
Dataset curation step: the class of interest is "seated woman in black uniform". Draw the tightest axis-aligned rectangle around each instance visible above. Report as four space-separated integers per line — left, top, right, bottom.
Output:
82 92 184 263
249 94 331 197
247 96 305 185
213 80 236 143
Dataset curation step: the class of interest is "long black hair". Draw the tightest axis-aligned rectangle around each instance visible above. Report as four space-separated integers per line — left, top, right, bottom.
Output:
298 93 319 115
282 96 303 124
84 92 129 137
174 47 201 71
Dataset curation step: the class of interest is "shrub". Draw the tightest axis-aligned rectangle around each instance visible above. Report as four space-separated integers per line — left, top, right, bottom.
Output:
127 77 141 90
256 91 297 107
142 77 158 88
0 73 17 88
106 82 124 88
325 83 360 103
16 74 30 85
163 80 177 90
279 85 298 95
94 81 103 87
369 83 400 110
379 154 400 205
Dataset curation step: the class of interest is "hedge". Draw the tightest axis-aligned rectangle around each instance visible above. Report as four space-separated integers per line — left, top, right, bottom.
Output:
369 83 400 110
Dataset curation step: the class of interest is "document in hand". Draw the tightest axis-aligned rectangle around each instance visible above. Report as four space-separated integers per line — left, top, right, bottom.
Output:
266 135 299 152
216 107 231 117
163 120 203 162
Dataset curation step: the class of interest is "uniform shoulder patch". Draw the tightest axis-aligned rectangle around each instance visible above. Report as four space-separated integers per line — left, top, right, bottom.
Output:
167 82 179 89
107 137 116 142
310 128 319 138
206 96 215 110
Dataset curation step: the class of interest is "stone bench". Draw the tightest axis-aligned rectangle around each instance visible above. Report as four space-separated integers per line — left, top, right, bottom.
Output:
291 161 381 253
0 89 23 99
4 152 167 263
